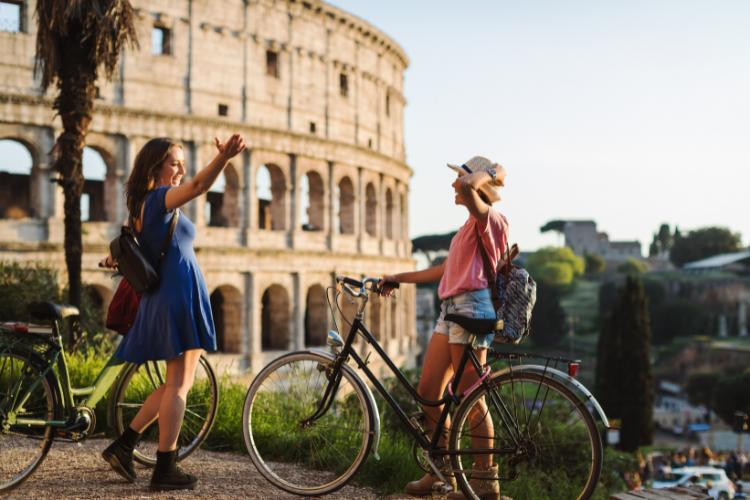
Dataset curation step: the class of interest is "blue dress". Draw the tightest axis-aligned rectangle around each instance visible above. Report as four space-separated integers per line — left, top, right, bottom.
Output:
116 186 217 363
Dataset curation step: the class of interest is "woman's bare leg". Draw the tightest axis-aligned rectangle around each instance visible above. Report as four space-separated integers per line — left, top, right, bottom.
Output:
449 344 493 468
418 333 454 447
128 384 166 433
157 349 203 452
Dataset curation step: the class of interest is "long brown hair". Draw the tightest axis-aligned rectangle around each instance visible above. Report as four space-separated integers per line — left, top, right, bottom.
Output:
125 138 182 220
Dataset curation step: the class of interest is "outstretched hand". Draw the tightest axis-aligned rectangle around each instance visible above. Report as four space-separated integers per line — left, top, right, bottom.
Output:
214 134 246 160
376 275 399 297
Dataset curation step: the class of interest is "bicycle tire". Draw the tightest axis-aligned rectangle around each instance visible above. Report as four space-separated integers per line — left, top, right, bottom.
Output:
449 371 603 500
110 354 219 466
243 350 374 496
0 348 59 492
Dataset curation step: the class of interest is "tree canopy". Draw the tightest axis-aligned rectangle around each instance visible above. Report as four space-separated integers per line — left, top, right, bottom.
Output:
525 246 584 287
539 220 567 234
670 226 743 267
616 258 649 275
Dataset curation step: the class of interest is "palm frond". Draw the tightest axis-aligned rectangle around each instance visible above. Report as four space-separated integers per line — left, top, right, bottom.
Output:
34 0 139 91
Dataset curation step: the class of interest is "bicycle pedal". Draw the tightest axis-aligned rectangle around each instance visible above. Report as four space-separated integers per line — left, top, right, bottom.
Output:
433 482 454 495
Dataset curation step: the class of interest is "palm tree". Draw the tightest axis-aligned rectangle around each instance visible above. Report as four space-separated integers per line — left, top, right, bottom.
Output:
34 1 138 311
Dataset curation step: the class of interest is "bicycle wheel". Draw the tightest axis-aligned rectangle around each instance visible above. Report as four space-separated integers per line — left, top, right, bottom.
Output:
0 349 58 492
449 371 602 500
111 354 218 466
243 351 374 496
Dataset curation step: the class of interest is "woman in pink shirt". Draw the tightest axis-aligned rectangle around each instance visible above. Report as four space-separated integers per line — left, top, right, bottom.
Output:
380 156 508 499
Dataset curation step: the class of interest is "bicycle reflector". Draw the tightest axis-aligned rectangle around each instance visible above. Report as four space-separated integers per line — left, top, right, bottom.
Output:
567 362 579 378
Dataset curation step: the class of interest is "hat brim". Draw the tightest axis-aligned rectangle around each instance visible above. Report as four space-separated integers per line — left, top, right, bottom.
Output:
447 163 501 203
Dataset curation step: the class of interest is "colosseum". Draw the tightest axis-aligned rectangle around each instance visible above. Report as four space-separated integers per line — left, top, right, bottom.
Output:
0 0 416 373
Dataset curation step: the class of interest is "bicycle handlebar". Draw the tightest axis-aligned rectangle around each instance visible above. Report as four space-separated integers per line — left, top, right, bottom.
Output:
335 276 400 298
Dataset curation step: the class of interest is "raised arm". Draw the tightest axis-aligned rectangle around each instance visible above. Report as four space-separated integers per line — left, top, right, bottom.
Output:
454 165 506 225
164 134 246 211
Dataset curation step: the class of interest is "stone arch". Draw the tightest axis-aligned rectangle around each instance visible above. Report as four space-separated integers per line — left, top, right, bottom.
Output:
400 192 407 239
256 164 286 230
210 284 243 353
385 187 394 239
337 176 355 234
206 163 240 227
302 170 324 231
261 284 290 350
304 284 327 346
0 139 34 219
82 146 110 221
365 182 377 237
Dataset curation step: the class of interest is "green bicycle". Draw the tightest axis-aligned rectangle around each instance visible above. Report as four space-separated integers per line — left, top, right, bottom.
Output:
0 301 219 492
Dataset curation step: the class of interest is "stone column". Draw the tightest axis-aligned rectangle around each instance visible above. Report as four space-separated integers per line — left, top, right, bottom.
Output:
718 314 728 338
191 141 210 228
292 272 304 349
356 166 364 252
378 173 385 253
289 153 299 246
241 148 251 245
327 161 335 250
244 271 257 372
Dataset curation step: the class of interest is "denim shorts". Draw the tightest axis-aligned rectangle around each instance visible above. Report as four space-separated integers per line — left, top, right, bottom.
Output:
434 288 496 349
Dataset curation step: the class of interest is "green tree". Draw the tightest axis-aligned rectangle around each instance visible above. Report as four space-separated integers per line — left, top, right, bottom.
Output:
669 226 742 267
530 283 567 347
650 300 712 344
595 276 653 451
526 246 584 287
657 224 672 252
584 253 606 276
34 1 138 310
616 258 649 275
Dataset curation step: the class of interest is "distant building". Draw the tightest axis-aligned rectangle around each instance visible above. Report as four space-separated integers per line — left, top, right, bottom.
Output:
684 250 750 275
555 220 642 261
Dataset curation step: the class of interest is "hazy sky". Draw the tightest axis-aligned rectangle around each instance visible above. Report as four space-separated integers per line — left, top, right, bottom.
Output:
332 0 750 252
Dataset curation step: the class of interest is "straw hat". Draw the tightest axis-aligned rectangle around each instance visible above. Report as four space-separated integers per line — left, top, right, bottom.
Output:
447 156 503 203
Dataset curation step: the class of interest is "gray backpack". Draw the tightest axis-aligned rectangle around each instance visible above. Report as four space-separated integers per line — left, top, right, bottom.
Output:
477 239 537 344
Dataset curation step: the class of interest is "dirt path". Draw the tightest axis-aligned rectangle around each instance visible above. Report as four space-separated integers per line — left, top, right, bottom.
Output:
3 439 391 499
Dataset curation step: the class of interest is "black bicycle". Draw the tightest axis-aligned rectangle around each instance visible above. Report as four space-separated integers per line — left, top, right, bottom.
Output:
242 276 609 499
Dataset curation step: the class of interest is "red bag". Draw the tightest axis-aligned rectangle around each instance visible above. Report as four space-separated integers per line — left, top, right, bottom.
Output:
106 279 141 335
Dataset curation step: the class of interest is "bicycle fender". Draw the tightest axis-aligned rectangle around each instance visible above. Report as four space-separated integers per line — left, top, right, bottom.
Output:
494 364 610 428
310 349 382 461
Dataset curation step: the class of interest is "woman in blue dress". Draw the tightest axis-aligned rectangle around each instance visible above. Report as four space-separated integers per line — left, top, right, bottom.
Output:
100 134 245 490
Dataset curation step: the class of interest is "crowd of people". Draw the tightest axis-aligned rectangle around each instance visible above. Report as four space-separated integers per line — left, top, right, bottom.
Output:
622 447 749 492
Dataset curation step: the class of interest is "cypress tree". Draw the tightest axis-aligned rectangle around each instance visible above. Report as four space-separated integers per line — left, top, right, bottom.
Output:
594 276 653 452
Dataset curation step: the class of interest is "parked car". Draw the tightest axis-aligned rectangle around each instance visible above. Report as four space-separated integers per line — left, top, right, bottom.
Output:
652 466 735 499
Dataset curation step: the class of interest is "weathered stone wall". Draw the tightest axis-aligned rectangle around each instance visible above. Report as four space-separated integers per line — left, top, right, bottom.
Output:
0 0 416 373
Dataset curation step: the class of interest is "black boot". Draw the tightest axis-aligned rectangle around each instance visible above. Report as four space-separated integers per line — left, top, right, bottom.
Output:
150 449 197 491
101 426 140 482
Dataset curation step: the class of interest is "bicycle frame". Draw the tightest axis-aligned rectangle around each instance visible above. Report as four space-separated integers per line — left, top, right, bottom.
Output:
325 311 497 457
6 319 131 430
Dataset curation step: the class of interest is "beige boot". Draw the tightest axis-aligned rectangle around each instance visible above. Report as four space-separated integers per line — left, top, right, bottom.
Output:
446 464 500 500
405 472 457 497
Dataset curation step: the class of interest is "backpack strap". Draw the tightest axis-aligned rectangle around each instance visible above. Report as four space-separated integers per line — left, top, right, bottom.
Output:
475 224 503 313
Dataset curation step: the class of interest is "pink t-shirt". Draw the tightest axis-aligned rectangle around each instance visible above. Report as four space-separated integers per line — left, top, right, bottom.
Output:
437 209 509 300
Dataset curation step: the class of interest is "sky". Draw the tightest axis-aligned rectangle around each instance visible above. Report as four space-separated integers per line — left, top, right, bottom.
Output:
331 0 750 252
1 1 747 253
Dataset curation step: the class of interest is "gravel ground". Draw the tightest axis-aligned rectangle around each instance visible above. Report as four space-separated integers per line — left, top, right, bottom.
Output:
2 439 397 499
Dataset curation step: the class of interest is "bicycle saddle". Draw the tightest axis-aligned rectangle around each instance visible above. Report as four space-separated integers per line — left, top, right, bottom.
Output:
28 301 80 321
444 314 503 336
